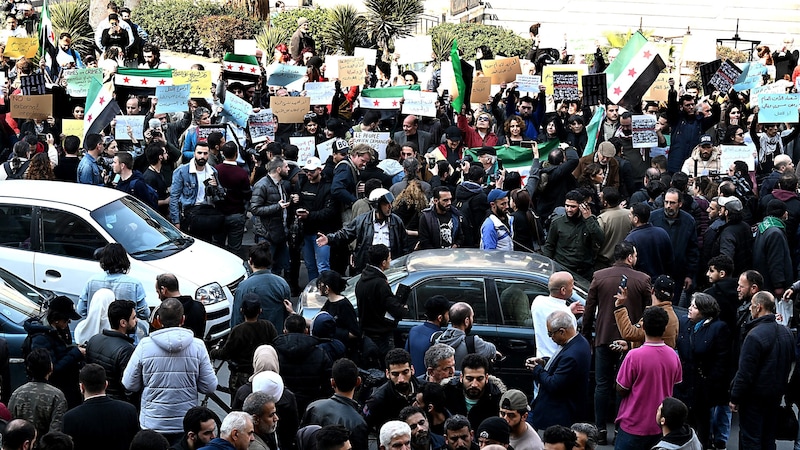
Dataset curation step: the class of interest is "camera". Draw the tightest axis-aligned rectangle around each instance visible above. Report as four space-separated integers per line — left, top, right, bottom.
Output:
455 155 474 166
97 156 114 173
203 178 227 203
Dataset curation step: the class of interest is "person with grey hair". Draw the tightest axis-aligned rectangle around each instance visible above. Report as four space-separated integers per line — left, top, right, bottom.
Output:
390 157 432 200
570 423 597 450
242 392 279 450
419 343 456 384
526 310 591 431
378 421 411 450
123 298 217 443
199 411 254 450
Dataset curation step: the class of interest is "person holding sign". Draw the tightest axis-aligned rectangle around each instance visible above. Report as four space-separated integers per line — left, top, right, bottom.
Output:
750 111 799 174
498 116 526 147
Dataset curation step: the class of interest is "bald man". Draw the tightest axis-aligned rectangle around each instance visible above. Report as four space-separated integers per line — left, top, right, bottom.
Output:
530 272 579 358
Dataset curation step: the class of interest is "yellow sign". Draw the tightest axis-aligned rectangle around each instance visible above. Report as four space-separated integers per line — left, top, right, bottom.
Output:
61 119 84 146
480 57 521 84
172 70 212 98
271 96 311 123
542 64 589 95
4 37 39 59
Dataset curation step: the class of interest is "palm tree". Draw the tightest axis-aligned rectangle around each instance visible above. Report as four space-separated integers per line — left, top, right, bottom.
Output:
364 0 423 62
52 0 95 60
324 4 368 56
255 26 290 58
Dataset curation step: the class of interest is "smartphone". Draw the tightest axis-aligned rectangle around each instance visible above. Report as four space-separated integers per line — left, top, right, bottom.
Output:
497 158 504 171
427 157 436 169
619 274 628 290
36 134 47 144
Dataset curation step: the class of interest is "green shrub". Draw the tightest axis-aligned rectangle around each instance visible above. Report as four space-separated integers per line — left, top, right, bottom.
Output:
51 0 93 60
197 15 259 60
270 8 332 56
428 23 529 61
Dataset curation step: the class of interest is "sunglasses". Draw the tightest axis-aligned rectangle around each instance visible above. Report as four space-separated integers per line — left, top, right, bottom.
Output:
477 116 490 122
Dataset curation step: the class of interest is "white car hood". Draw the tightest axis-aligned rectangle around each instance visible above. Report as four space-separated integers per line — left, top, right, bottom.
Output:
141 240 245 289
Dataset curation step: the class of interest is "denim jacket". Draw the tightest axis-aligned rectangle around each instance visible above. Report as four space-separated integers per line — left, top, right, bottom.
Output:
169 161 218 224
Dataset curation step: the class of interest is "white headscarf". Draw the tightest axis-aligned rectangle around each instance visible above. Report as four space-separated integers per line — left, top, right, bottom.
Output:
74 288 115 344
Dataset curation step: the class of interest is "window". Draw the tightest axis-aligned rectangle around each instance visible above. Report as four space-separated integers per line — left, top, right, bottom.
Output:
41 209 107 260
495 278 549 327
412 277 486 323
0 204 32 249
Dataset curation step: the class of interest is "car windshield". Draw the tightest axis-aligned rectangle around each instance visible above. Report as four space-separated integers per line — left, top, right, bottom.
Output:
0 268 44 323
90 197 189 258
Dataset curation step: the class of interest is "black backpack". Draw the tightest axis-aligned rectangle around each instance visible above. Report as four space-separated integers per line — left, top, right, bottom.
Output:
455 196 478 248
3 160 31 180
130 178 160 210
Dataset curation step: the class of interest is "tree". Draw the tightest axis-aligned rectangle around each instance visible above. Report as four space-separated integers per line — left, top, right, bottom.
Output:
428 23 529 61
51 0 94 60
323 4 369 56
364 0 423 62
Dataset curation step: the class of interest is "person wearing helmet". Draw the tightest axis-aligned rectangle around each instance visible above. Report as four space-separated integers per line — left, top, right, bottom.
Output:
316 187 407 274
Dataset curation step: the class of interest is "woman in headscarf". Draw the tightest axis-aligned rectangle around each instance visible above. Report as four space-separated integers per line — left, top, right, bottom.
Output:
74 288 115 345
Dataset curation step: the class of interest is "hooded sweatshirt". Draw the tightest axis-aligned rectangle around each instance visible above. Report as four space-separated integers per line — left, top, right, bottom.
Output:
434 328 496 368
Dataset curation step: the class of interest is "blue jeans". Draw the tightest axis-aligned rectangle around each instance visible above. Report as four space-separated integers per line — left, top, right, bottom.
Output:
269 240 290 275
614 428 660 450
302 234 330 281
711 405 731 445
213 213 246 254
594 345 622 429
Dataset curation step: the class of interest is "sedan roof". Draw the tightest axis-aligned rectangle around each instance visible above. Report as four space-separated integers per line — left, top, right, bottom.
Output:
0 180 124 211
400 249 557 276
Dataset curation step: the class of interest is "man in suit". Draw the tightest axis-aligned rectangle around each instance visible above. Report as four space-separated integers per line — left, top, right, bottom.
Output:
393 115 433 155
63 364 140 450
526 310 591 431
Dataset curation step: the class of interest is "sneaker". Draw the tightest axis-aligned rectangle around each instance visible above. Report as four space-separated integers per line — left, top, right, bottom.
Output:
596 429 608 446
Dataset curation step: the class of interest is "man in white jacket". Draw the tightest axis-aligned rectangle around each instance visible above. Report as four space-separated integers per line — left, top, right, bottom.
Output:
123 298 217 444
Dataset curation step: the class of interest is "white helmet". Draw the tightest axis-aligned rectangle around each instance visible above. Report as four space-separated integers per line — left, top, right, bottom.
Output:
368 188 394 206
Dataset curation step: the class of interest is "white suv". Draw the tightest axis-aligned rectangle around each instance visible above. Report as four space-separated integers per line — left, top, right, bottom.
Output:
0 180 246 341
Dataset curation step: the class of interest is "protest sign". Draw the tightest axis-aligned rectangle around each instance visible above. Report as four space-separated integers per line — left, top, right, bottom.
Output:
515 74 541 93
758 93 800 123
317 138 336 162
752 82 790 107
4 37 38 58
542 64 588 95
66 68 104 97
267 64 306 87
305 81 336 105
20 73 46 95
631 115 657 148
481 57 521 84
581 73 607 106
567 37 601 55
11 94 51 118
699 59 722 93
552 71 579 102
271 96 310 123
290 136 316 162
234 39 258 56
708 60 743 94
352 132 390 159
154 84 191 114
248 109 275 143
470 76 492 104
720 143 756 171
644 73 672 102
354 47 378 68
401 90 438 117
337 57 365 88
197 125 227 144
222 91 253 127
172 70 212 98
733 62 765 92
394 36 433 65
61 119 84 145
114 115 145 141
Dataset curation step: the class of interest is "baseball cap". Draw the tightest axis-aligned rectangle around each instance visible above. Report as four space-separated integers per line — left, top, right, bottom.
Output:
424 295 453 319
487 189 507 203
444 126 462 141
500 389 530 412
476 146 496 156
333 139 350 155
699 134 713 146
303 156 323 171
598 141 616 158
476 417 510 445
49 296 82 320
718 196 743 212
653 275 675 298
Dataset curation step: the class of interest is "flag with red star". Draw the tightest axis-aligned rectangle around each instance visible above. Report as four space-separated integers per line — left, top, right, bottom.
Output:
84 75 121 140
115 68 173 97
39 0 58 79
359 85 419 110
604 32 666 109
222 53 261 83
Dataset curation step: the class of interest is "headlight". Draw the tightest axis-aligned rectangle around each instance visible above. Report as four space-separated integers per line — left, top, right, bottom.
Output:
196 282 226 305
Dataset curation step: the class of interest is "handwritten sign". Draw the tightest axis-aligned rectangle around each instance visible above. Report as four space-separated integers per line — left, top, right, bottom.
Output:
401 90 438 117
354 47 378 68
758 93 800 123
582 73 607 106
248 109 275 143
65 68 104 97
154 84 191 114
10 94 52 119
752 82 789 107
234 39 258 56
290 136 316 162
61 119 84 145
394 36 433 65
632 114 657 148
515 74 541 93
552 71 579 102
337 57 365 88
480 57 521 84
644 73 672 102
267 64 306 87
271 96 310 123
172 70 212 98
114 115 145 140
720 143 756 171
20 73 46 95
352 131 390 159
304 81 335 105
542 64 588 95
317 138 336 162
470 76 492 104
708 60 743 94
4 37 38 58
222 91 253 127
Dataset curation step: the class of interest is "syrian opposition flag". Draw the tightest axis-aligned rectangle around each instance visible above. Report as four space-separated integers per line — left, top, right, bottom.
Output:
115 68 173 96
604 32 666 109
39 0 58 79
359 85 419 110
464 141 559 184
584 105 606 156
84 75 121 140
223 53 261 82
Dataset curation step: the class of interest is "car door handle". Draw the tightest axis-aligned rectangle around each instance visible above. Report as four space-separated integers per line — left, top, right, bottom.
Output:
45 269 61 279
506 340 529 350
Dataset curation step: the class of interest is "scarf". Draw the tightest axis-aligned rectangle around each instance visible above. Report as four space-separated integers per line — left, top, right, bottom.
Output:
758 215 785 233
759 133 783 162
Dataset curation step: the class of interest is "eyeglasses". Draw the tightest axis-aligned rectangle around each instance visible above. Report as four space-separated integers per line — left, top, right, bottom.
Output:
547 327 564 337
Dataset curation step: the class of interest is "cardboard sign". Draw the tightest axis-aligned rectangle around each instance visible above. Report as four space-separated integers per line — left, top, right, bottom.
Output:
172 70 212 98
248 109 275 143
304 81 335 105
699 59 722 94
720 143 756 171
4 37 38 58
20 73 46 95
758 93 800 123
197 125 227 144
154 84 191 114
354 47 378 68
316 138 336 162
114 115 145 140
10 94 52 119
271 96 310 123
515 74 541 93
480 57 521 84
337 57 365 88
708 60 743 94
394 36 434 65
567 37 601 55
644 73 672 102
542 64 588 95
267 64 306 87
470 76 492 104
61 119 84 145
631 114 657 148
234 39 258 56
582 73 607 106
222 91 253 127
65 68 104 97
401 90 438 117
290 136 316 162
752 82 789 107
552 71 579 102
352 131 390 160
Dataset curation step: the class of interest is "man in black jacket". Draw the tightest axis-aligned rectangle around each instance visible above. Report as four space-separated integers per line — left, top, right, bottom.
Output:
443 354 502 431
418 186 464 249
527 146 579 220
711 197 752 277
363 349 421 434
85 300 136 402
155 273 207 339
296 156 338 282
